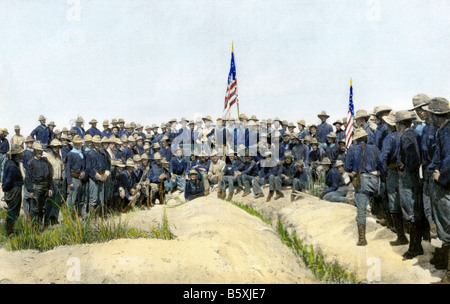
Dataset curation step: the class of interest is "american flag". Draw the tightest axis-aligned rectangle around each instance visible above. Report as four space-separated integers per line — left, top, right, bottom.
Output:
224 43 239 118
345 78 354 148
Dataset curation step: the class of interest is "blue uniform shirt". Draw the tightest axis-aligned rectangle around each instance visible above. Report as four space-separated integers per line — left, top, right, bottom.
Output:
344 141 380 173
2 159 24 192
30 124 50 145
316 122 333 144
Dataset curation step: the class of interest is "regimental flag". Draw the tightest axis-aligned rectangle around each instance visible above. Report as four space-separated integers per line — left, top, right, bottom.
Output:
345 78 354 148
224 42 239 118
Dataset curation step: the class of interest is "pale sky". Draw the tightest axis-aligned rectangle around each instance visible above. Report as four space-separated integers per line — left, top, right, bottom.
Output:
1 0 449 138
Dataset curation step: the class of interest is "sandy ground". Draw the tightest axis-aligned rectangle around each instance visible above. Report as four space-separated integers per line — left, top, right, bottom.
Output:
0 185 445 284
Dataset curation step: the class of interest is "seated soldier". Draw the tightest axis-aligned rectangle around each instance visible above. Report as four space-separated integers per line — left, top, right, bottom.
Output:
207 150 225 196
168 148 187 193
273 152 297 200
184 169 205 202
146 152 169 205
219 153 244 200
196 151 211 195
241 152 259 197
319 159 350 203
251 151 278 200
291 160 310 202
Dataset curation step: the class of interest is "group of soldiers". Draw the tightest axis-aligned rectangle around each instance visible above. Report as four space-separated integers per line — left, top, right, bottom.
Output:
0 94 448 283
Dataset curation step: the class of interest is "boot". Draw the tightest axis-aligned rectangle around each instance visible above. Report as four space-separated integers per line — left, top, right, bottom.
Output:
25 211 32 224
402 223 424 260
5 219 14 236
266 190 274 202
440 244 450 284
254 193 264 199
274 191 284 200
389 213 408 246
429 221 438 239
235 186 243 194
242 192 250 197
432 245 448 270
356 223 367 246
226 192 233 201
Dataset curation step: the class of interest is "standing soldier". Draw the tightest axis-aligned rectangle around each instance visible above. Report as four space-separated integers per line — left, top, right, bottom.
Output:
412 94 438 239
86 119 101 137
374 106 392 151
316 111 333 146
24 141 53 227
72 116 86 139
45 139 64 226
65 135 87 217
354 110 375 145
47 121 56 147
396 110 427 260
101 120 112 138
85 135 110 217
0 128 10 183
30 115 50 150
2 145 24 235
21 136 35 223
423 97 450 284
344 128 381 246
378 111 408 246
11 125 25 148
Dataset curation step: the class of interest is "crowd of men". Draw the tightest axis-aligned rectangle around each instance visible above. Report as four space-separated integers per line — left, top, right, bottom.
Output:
0 94 448 283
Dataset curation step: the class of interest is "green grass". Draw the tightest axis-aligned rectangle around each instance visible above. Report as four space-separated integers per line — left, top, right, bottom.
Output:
222 194 360 284
227 199 272 226
277 219 361 284
1 199 174 252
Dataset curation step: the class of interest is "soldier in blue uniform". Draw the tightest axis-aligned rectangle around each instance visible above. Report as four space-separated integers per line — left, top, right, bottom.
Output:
30 115 50 150
184 170 205 202
65 135 87 217
316 111 333 145
374 106 392 151
251 151 278 200
72 117 86 139
355 110 375 145
320 158 349 203
424 97 450 284
0 128 10 183
378 111 408 246
2 145 24 235
396 110 427 259
344 128 381 246
24 141 53 226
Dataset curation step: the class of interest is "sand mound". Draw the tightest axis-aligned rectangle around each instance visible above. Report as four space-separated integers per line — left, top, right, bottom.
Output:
0 187 445 284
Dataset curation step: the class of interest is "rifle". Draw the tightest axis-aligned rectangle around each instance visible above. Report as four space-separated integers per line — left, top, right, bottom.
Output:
122 191 141 213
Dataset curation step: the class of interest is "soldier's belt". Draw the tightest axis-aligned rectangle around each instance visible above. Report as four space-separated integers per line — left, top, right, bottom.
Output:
71 173 80 179
387 163 402 170
34 182 49 187
95 170 106 175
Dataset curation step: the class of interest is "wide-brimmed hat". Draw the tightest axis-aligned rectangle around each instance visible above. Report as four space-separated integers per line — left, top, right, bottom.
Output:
84 134 93 142
327 132 337 138
188 169 198 175
422 97 450 114
33 142 44 151
49 139 62 147
75 116 84 123
153 142 161 149
352 128 368 140
287 122 295 128
8 144 24 155
2 128 9 134
297 119 306 126
133 154 141 162
141 154 149 160
168 118 177 123
25 135 35 143
321 157 332 165
101 136 109 144
92 135 102 143
247 120 256 127
38 115 46 121
395 110 412 123
354 110 370 120
317 111 330 118
153 152 162 160
375 106 392 116
249 115 258 121
203 115 213 122
411 94 431 110
333 119 343 126
14 125 20 130
161 135 169 142
102 120 109 126
151 124 159 129
126 159 134 167
128 136 136 143
382 110 397 126
310 138 319 145
72 135 84 144
334 160 344 168
118 118 125 124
